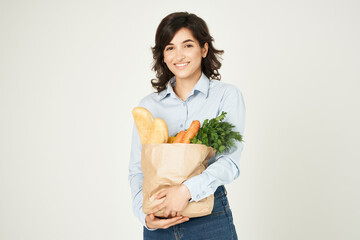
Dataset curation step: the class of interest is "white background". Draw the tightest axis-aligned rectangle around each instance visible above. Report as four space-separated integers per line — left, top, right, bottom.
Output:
1 0 359 239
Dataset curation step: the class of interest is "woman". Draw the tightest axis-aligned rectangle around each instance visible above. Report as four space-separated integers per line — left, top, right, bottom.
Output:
129 12 245 239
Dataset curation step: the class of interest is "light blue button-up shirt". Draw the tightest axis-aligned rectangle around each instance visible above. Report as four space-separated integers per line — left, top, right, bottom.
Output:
129 73 245 228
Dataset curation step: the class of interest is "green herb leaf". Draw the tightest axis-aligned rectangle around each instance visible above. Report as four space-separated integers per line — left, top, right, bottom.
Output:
190 111 243 153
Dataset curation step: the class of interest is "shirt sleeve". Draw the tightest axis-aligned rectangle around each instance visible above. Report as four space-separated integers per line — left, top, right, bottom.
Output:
183 86 246 202
128 122 156 231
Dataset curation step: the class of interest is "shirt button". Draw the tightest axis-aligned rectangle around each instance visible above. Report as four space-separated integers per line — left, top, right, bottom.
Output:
202 191 206 195
180 124 183 128
196 194 200 199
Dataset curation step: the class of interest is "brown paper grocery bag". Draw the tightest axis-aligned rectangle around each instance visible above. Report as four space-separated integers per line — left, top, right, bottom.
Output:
141 143 216 218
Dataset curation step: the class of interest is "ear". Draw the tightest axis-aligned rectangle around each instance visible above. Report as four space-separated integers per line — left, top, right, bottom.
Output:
202 42 209 58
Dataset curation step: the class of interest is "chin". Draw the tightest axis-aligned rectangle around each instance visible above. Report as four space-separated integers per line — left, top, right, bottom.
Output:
173 70 195 80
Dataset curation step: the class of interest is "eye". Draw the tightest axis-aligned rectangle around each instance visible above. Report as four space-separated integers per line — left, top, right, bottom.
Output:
165 46 173 51
185 44 193 48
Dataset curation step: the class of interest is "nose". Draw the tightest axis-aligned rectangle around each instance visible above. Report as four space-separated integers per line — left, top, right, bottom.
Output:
176 49 185 62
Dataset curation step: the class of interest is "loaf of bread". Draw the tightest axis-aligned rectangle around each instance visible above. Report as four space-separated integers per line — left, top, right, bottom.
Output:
132 107 154 144
148 118 169 144
132 107 168 144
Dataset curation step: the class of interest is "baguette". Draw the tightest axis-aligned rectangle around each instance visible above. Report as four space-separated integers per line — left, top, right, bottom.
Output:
132 107 154 144
132 107 169 144
148 118 169 144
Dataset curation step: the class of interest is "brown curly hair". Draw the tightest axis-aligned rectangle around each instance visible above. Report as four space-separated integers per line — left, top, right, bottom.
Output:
151 12 224 93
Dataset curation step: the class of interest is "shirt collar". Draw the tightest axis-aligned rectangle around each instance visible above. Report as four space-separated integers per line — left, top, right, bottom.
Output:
157 72 210 101
193 72 210 97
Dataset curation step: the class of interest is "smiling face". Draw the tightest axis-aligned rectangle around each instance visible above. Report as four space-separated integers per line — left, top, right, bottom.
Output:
163 27 208 83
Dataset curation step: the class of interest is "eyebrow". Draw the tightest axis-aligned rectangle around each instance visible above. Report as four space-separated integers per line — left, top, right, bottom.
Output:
167 39 195 45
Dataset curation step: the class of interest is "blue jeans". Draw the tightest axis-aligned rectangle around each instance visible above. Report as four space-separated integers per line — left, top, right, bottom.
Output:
143 185 238 240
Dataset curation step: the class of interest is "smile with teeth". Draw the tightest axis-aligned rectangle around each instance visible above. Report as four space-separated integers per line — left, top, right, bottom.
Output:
176 63 188 66
174 62 189 69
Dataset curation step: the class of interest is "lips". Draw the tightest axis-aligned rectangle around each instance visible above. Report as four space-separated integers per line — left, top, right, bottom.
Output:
174 62 189 70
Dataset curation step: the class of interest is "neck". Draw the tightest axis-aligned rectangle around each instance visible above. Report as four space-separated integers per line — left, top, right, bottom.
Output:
174 72 202 101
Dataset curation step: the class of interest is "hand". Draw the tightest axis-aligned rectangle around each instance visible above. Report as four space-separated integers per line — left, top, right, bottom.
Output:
145 213 189 229
151 184 191 218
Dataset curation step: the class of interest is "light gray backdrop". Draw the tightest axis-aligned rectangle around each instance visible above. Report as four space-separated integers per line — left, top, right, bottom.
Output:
0 0 359 239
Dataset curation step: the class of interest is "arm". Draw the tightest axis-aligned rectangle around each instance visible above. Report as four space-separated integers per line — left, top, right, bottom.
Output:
183 86 246 201
128 123 148 227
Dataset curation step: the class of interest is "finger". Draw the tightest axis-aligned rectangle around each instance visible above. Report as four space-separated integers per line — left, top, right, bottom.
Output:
151 202 165 214
159 216 184 229
150 213 155 220
163 208 171 218
171 211 177 218
164 217 190 228
178 217 190 224
156 190 167 199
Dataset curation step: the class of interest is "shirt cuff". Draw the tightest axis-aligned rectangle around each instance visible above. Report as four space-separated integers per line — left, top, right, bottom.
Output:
183 174 213 202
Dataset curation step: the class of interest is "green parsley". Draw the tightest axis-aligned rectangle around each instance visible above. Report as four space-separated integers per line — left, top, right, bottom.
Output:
190 111 243 153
